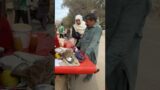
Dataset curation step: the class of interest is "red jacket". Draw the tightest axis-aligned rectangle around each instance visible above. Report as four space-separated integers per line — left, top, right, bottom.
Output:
0 17 14 52
54 33 60 48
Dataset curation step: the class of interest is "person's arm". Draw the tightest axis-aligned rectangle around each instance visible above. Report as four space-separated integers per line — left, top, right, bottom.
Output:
85 27 102 55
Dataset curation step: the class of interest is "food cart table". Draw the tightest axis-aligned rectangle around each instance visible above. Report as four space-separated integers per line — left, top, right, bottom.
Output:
54 55 98 74
54 54 99 90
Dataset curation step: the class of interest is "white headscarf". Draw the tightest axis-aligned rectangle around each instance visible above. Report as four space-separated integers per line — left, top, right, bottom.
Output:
73 14 86 34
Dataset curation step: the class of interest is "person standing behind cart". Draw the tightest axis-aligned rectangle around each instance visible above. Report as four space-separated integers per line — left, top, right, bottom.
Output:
29 0 38 20
13 0 29 24
36 0 49 30
76 13 102 82
72 14 86 45
58 23 65 38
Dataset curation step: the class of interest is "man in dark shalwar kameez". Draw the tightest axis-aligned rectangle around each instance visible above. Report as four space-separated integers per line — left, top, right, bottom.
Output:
107 0 151 90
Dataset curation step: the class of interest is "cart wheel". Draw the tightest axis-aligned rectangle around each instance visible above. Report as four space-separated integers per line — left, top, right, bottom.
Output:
94 68 100 73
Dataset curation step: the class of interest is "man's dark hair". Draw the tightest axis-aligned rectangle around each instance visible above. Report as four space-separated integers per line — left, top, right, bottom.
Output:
84 13 97 22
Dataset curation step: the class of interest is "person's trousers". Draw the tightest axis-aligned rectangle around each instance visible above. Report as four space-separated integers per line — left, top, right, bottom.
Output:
107 36 141 90
107 0 150 90
59 34 64 38
14 10 29 24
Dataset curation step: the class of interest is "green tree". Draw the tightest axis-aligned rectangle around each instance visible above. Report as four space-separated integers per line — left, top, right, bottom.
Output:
62 0 105 29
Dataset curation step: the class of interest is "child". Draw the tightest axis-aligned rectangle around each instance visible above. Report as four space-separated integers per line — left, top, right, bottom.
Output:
58 23 65 38
54 33 60 48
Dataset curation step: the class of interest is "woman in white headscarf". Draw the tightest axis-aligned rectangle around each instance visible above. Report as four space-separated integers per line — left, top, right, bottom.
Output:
72 14 86 45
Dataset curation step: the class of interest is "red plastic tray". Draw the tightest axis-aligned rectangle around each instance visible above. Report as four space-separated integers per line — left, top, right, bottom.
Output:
54 55 97 74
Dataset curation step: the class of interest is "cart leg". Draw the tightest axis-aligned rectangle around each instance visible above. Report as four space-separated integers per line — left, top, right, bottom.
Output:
55 75 67 90
66 75 72 90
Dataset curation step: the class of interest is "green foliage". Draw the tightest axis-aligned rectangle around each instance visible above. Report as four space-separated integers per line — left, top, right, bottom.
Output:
62 0 105 29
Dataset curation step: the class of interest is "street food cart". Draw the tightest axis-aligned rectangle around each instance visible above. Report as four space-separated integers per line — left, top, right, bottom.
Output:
54 40 99 90
55 55 98 74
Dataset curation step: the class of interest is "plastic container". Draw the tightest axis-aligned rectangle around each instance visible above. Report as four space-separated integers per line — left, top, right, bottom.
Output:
12 24 32 49
13 35 23 51
29 34 38 53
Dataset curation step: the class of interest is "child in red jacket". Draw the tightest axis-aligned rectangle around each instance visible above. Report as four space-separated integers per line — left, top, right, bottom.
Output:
54 33 60 48
0 17 14 53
